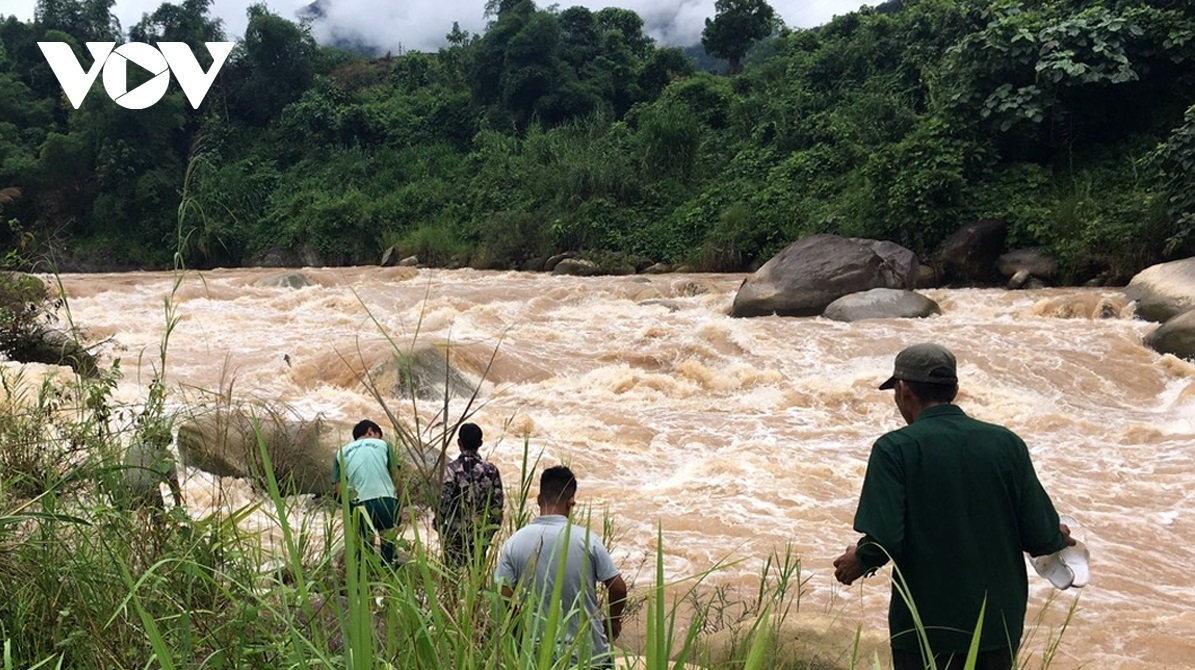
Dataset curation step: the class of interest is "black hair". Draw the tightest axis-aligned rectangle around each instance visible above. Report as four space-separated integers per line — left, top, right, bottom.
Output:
904 380 959 404
457 422 483 450
539 465 577 507
353 419 381 440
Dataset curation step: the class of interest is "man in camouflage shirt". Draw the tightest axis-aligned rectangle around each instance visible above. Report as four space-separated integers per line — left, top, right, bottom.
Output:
436 423 505 568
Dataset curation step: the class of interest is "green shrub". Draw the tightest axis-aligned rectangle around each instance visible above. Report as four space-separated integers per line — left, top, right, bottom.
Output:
387 220 473 268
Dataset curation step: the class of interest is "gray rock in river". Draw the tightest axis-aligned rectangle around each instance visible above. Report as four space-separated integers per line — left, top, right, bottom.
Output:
731 234 919 317
822 288 941 322
1125 257 1195 322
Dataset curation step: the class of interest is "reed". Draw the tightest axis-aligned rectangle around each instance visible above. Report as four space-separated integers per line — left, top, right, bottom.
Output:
0 393 1079 670
0 280 1081 670
0 174 1076 668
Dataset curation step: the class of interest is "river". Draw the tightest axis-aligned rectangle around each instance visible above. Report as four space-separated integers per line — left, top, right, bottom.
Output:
53 266 1195 669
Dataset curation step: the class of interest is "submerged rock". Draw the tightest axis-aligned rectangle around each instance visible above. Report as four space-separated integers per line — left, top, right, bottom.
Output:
1030 294 1128 319
368 347 478 401
822 288 941 322
256 272 315 289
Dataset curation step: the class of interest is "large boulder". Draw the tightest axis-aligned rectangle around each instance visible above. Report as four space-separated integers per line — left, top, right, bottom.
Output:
938 219 1008 285
822 288 942 322
380 245 403 267
6 327 99 377
1125 257 1195 322
176 410 338 495
731 235 919 318
1145 309 1195 360
544 252 578 272
552 258 601 276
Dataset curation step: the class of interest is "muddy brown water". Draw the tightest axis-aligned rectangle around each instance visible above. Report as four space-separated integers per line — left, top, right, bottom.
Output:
52 267 1195 669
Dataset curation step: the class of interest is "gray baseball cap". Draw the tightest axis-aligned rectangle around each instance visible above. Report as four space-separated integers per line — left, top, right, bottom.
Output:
879 343 958 390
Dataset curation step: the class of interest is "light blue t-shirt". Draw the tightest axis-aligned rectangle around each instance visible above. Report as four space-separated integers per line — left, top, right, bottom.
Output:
331 438 398 502
495 515 621 664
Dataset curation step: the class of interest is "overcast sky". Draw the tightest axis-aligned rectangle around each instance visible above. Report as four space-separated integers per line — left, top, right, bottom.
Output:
5 0 877 52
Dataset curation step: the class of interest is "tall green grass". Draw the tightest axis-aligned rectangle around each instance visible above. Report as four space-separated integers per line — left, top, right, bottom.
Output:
0 165 1078 668
0 356 1081 670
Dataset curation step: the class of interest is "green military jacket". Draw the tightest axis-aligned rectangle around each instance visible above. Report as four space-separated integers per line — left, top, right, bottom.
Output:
853 404 1066 654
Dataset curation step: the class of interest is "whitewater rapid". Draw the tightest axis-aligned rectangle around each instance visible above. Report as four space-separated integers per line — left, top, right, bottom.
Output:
51 267 1195 669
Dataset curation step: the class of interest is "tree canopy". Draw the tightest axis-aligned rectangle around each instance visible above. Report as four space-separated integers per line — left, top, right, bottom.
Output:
701 0 777 75
1 0 1193 281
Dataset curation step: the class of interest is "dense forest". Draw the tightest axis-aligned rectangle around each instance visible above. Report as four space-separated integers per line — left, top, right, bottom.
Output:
1 0 1194 282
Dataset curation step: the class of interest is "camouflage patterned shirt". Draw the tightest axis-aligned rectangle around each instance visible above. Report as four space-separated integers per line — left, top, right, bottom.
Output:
436 451 504 534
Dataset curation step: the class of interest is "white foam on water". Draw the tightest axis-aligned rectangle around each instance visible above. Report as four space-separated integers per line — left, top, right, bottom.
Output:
47 268 1195 670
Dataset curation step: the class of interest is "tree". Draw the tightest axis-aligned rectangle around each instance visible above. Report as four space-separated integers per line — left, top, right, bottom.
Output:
639 47 695 100
129 0 225 47
226 4 319 126
701 0 777 75
35 0 121 42
594 7 653 60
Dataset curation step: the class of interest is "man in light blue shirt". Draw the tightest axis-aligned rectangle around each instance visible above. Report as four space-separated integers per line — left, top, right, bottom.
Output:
332 419 402 566
495 465 627 669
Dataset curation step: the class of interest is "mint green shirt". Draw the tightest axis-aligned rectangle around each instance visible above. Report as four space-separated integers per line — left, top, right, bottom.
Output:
331 438 398 502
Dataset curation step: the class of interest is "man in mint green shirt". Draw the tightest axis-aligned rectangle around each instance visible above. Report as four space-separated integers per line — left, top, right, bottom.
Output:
834 344 1074 670
332 419 402 566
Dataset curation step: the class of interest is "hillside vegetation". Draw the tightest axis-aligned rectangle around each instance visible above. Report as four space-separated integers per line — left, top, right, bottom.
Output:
1 0 1194 282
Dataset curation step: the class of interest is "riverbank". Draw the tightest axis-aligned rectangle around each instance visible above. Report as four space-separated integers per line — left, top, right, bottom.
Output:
3 268 1193 667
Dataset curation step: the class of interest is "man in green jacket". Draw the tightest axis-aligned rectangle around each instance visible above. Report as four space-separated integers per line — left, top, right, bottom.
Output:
833 343 1074 670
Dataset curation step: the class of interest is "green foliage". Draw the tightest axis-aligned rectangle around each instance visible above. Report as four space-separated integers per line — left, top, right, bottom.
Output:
638 47 696 100
702 0 779 75
0 272 58 392
474 210 548 269
227 3 320 126
34 0 120 41
964 162 1055 250
1 0 1194 275
638 102 701 180
940 0 1195 148
1147 104 1195 257
388 222 471 268
128 0 224 47
864 121 991 254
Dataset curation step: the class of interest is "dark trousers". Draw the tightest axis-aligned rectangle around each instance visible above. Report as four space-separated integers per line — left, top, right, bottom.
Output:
892 648 1013 670
351 497 399 566
440 529 495 570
